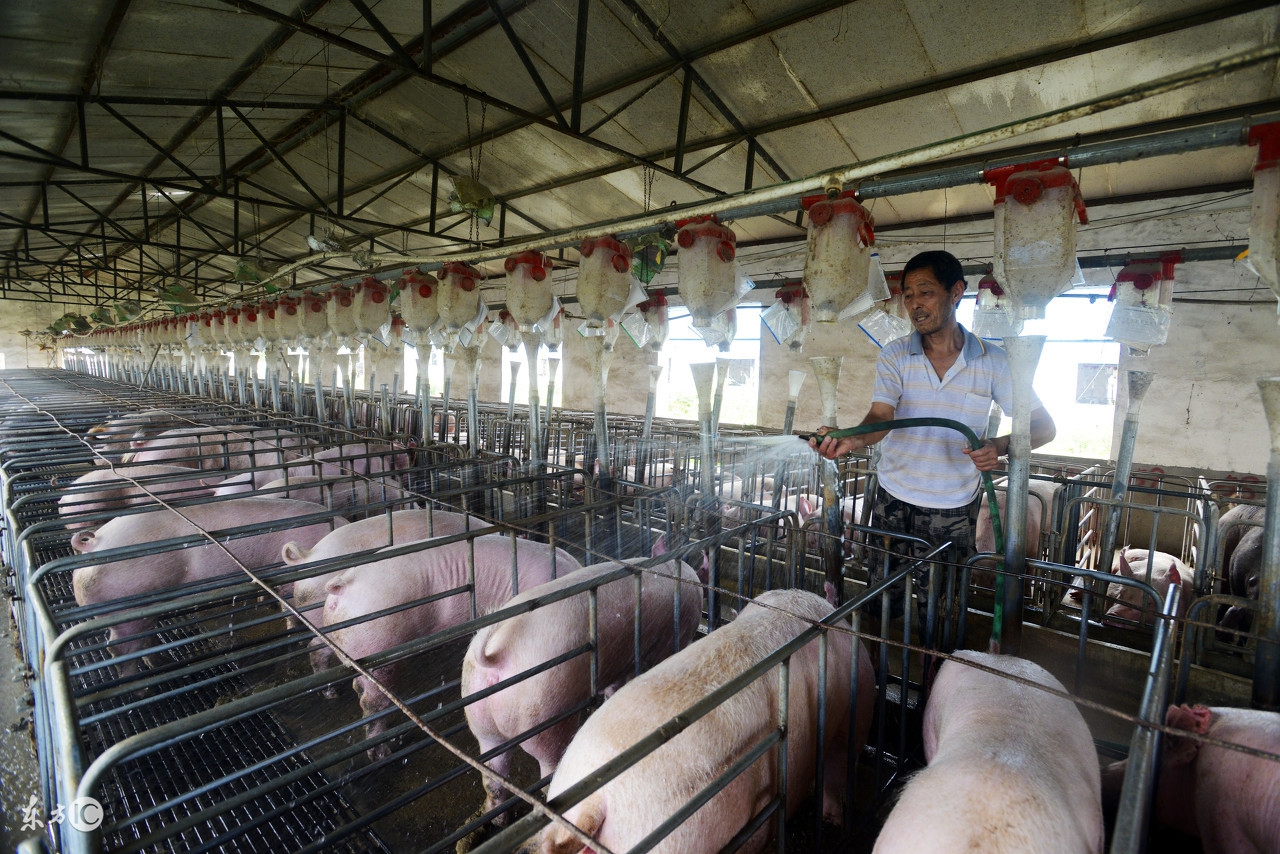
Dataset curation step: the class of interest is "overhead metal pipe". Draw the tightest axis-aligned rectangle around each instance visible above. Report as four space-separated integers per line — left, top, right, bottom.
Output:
1253 376 1280 710
248 44 1279 291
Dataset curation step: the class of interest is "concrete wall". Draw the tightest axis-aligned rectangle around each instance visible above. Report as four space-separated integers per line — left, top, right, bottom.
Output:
755 308 884 434
1115 299 1280 477
558 330 657 416
0 300 70 371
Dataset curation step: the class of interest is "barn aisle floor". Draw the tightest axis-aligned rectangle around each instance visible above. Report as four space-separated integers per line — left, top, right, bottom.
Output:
2 598 41 851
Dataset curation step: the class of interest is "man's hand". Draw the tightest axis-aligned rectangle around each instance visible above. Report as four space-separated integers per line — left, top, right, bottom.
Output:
962 438 1004 472
809 426 863 460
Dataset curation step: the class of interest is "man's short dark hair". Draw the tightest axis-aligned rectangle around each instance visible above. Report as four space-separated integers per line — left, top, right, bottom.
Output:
902 250 965 291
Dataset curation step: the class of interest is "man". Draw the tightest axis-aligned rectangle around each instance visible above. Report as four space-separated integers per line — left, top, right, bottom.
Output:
811 249 1055 621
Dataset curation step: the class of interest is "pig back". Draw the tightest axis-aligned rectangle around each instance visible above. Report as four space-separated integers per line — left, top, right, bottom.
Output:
322 535 582 659
541 588 864 854
73 498 347 607
876 650 1102 854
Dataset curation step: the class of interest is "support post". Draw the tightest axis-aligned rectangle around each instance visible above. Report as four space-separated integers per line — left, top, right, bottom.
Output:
1253 377 1280 710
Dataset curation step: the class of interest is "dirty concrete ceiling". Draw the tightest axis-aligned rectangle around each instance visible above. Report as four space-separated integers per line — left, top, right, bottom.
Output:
1 0 1278 315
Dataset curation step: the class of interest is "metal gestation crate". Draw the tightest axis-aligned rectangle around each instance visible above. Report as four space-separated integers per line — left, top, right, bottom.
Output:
10 368 1276 854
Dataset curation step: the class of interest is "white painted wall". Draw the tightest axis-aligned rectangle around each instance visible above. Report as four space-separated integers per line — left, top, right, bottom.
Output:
1115 299 1280 476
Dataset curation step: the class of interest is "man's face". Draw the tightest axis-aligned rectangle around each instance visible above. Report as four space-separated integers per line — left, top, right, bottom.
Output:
902 268 963 336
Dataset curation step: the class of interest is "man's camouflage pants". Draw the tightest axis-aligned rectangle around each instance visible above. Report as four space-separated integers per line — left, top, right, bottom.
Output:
863 486 977 621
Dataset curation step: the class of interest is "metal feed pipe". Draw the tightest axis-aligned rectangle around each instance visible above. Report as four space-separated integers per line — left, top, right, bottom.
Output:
999 335 1047 655
1098 370 1156 577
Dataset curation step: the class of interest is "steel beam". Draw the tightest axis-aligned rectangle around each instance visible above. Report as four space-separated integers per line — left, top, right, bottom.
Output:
228 106 333 215
570 0 589 132
487 0 568 128
96 101 217 194
674 69 693 176
349 0 420 68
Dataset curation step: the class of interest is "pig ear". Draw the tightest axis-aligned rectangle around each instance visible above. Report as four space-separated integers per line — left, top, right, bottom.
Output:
1167 704 1213 734
1118 550 1134 578
798 496 813 519
70 531 95 553
1164 704 1212 765
651 533 668 557
1167 565 1181 587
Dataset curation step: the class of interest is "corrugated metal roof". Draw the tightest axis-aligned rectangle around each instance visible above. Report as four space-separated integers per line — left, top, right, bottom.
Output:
0 0 1276 314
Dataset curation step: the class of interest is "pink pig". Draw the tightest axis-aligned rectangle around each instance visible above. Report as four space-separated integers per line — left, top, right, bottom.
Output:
320 534 582 757
57 464 213 529
1103 704 1280 854
71 498 347 677
460 558 702 836
973 478 1060 588
538 588 874 854
874 650 1103 854
1103 548 1192 627
279 508 490 685
125 425 314 472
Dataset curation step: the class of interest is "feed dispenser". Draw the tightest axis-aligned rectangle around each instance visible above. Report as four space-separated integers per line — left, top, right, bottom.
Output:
985 158 1087 319
857 276 912 348
436 262 486 352
398 269 440 339
1106 255 1178 353
540 305 565 353
972 270 1023 340
297 290 331 387
326 284 359 346
801 190 876 321
576 236 635 334
696 307 738 351
272 295 307 381
489 309 522 352
353 275 392 340
622 289 670 352
1248 122 1280 321
504 251 555 332
676 215 748 334
397 269 439 437
367 314 405 396
761 283 810 351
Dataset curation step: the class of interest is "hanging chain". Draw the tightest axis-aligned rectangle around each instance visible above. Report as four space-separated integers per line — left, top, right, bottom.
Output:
464 96 488 180
464 94 474 179
474 101 487 179
642 165 655 212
